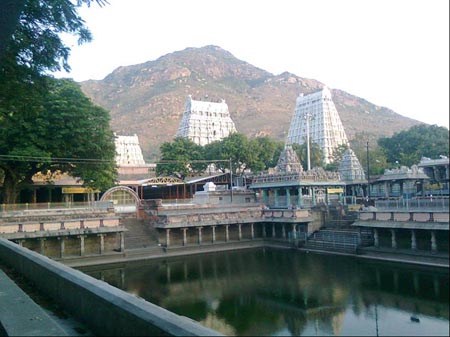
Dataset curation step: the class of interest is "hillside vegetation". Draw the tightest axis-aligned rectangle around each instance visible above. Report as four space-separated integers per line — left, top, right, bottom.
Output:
80 45 422 160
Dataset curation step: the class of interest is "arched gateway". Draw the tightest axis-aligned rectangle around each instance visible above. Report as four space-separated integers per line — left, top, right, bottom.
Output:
100 186 141 213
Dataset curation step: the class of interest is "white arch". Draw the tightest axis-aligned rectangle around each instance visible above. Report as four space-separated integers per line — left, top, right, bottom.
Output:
100 186 141 205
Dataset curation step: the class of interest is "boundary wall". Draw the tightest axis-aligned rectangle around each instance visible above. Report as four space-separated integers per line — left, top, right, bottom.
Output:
0 238 222 336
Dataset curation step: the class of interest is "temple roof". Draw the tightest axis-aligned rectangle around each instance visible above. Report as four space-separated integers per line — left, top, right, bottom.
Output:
275 145 303 173
338 148 366 183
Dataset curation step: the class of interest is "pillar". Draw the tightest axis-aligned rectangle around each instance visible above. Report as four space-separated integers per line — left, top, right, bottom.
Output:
297 187 303 208
59 237 65 258
282 224 286 239
431 230 437 253
262 189 268 205
390 229 397 249
262 224 266 238
238 224 242 240
272 224 276 238
250 223 254 240
373 228 379 247
274 189 279 208
291 224 296 240
286 188 291 208
119 232 124 252
79 235 85 256
182 228 188 246
197 227 202 245
411 229 417 250
40 238 46 255
98 234 104 254
225 225 229 242
211 226 216 243
311 188 316 206
165 228 170 247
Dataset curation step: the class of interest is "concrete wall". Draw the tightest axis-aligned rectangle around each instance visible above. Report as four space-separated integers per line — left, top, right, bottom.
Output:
0 238 222 336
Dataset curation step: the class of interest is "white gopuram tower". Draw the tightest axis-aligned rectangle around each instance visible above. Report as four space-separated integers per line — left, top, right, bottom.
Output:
114 134 146 166
286 86 349 164
176 95 237 146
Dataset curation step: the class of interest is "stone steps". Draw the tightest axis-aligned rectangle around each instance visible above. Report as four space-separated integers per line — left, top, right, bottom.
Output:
122 218 159 249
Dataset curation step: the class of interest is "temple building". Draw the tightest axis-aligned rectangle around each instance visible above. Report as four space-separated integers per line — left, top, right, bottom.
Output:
114 134 155 194
115 134 146 166
275 144 304 173
338 148 367 198
176 95 237 146
286 86 349 164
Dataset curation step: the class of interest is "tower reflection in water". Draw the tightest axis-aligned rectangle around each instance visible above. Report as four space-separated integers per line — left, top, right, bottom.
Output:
80 248 449 336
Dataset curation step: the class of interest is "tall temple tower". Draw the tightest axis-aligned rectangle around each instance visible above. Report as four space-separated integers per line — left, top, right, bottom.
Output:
286 86 349 164
176 95 237 146
114 134 146 166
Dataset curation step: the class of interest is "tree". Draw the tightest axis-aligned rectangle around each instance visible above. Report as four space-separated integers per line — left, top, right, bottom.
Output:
292 142 324 169
247 137 284 173
325 144 349 171
157 137 206 177
0 0 116 203
0 78 117 203
378 124 449 167
0 0 107 63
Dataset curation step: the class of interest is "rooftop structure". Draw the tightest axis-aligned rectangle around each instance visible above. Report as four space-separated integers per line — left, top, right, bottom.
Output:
286 86 349 164
176 95 237 146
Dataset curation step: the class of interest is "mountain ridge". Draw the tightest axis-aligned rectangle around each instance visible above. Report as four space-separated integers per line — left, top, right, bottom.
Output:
80 45 422 160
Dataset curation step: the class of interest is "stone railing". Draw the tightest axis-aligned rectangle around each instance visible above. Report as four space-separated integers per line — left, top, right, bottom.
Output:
154 208 313 228
250 170 341 184
358 211 449 223
0 217 121 235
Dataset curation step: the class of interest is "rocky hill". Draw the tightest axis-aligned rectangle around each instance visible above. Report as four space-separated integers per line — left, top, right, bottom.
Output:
80 45 422 160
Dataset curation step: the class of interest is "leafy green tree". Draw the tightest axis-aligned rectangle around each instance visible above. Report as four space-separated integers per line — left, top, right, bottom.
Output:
325 144 349 171
0 0 116 203
0 78 117 203
378 124 449 167
0 0 106 64
157 137 206 177
292 142 324 170
216 133 251 174
248 137 284 173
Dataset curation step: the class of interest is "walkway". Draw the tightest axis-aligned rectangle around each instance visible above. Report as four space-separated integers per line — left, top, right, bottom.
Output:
0 266 92 336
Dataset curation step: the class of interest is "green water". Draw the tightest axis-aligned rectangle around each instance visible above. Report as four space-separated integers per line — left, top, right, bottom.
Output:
79 249 449 336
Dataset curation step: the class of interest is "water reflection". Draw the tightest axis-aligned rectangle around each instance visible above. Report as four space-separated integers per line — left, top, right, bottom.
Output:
79 249 449 336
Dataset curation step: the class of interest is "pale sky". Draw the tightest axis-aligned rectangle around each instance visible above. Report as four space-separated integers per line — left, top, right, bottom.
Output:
54 0 449 129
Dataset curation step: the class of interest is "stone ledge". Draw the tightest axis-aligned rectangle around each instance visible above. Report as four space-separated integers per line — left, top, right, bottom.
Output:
0 238 223 336
0 268 68 336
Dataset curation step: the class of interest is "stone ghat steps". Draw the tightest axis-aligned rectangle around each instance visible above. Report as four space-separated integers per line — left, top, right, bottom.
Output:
302 240 358 253
303 228 363 253
123 218 159 249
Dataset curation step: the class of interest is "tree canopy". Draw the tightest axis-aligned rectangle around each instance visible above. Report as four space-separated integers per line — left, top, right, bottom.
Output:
0 78 117 203
292 142 324 170
157 137 206 177
0 0 116 203
378 124 449 167
158 134 284 176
